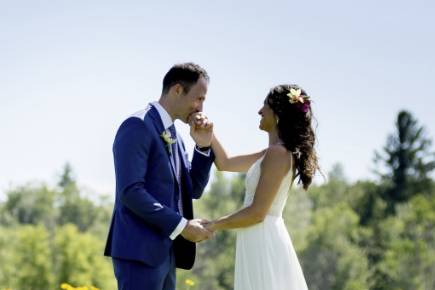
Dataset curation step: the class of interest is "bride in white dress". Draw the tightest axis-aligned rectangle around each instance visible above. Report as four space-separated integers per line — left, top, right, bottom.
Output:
204 84 318 290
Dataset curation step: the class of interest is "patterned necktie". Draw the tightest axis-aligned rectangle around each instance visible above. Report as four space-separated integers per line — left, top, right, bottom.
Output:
168 125 177 164
168 124 183 215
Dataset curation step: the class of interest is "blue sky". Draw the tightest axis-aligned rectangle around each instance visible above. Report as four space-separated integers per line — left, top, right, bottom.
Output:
1 0 434 196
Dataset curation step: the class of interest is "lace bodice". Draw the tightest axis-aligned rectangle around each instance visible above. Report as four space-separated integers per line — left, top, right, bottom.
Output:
243 155 294 217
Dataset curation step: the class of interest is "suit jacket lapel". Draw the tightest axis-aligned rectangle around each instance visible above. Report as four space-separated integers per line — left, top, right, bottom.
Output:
148 104 179 184
176 141 193 195
175 141 194 219
176 142 188 176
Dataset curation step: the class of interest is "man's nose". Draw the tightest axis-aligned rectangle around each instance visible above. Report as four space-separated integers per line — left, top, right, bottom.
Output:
196 103 203 112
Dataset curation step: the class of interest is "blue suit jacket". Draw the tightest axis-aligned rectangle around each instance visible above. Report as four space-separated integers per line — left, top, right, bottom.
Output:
104 104 214 269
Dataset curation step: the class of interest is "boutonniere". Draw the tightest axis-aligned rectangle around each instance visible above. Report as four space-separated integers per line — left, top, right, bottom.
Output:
160 130 176 154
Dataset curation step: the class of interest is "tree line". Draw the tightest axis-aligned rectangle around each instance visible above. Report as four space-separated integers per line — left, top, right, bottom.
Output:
0 110 434 290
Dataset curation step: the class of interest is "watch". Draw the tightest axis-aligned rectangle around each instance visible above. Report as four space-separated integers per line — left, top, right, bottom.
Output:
196 145 211 152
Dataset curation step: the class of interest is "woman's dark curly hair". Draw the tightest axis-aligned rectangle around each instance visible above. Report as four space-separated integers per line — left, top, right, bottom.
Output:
266 84 319 190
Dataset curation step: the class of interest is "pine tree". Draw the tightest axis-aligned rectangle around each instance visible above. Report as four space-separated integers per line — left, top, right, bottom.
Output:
374 110 435 214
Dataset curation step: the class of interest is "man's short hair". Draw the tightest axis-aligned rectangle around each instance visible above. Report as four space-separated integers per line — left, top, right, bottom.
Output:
162 62 209 94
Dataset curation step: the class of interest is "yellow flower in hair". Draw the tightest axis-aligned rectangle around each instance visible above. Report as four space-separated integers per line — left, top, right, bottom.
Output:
287 88 304 104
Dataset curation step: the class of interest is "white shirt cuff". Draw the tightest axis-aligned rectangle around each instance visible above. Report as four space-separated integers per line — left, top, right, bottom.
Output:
195 146 211 157
169 217 188 240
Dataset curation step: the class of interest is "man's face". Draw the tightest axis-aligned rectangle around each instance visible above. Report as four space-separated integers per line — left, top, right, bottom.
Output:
177 77 208 123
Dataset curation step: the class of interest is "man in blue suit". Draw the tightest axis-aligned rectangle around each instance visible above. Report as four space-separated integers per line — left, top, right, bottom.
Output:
104 63 215 290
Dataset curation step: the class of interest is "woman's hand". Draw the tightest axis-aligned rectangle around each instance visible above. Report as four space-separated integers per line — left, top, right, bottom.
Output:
201 220 218 232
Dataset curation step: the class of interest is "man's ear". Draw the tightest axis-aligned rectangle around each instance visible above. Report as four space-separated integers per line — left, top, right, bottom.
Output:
171 83 184 97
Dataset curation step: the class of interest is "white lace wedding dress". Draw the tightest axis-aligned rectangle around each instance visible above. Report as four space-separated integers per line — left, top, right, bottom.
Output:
234 155 309 290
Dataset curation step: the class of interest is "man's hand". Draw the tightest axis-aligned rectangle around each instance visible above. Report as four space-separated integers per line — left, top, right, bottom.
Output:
189 112 213 147
181 218 214 242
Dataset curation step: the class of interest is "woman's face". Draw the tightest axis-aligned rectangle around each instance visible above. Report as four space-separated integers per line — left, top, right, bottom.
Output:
258 98 277 132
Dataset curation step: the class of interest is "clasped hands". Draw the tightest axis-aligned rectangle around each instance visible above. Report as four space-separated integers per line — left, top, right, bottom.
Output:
181 219 216 243
188 112 213 147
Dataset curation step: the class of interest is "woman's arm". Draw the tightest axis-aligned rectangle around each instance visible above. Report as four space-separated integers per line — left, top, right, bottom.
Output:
206 145 291 231
211 135 266 172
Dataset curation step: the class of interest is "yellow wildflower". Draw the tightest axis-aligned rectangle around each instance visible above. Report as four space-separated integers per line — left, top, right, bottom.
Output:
60 283 72 290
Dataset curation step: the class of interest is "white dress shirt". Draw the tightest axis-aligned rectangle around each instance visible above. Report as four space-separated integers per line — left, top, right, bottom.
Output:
152 102 211 240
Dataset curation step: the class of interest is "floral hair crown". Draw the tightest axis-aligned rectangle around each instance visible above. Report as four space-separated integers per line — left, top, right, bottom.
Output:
287 88 311 113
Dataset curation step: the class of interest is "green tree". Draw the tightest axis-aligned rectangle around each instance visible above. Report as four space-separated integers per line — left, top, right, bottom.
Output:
300 203 371 290
0 227 15 288
376 194 435 290
53 224 116 289
13 226 54 290
86 194 115 239
57 196 99 232
348 181 388 290
56 164 100 232
1 184 56 228
307 163 349 211
374 110 435 214
58 162 77 191
0 164 102 232
349 180 386 226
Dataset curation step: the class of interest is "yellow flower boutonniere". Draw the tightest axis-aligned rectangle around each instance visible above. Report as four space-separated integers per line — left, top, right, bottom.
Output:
161 130 176 154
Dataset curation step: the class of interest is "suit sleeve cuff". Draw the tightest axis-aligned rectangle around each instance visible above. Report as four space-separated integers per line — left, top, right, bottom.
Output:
169 217 188 240
194 145 211 157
